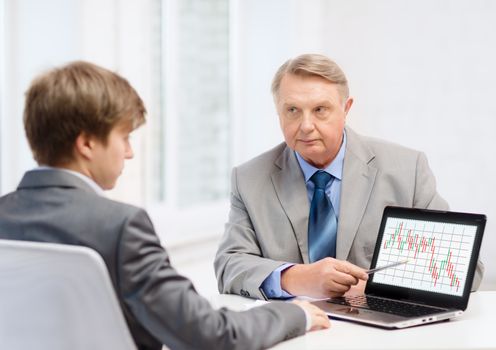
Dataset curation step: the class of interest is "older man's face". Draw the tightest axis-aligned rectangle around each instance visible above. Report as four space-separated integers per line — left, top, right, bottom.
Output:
276 73 353 168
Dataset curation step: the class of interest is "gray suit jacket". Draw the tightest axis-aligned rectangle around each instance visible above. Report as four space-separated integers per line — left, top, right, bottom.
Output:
0 169 306 350
214 127 484 299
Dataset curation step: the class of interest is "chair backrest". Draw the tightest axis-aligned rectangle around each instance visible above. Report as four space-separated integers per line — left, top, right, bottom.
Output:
0 239 137 350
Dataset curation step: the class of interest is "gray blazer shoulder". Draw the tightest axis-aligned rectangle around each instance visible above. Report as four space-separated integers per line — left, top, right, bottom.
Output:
235 143 288 183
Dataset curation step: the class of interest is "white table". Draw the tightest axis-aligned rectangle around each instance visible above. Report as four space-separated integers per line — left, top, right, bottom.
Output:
210 291 496 350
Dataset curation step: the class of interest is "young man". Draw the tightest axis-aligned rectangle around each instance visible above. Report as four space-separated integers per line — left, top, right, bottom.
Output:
0 61 329 350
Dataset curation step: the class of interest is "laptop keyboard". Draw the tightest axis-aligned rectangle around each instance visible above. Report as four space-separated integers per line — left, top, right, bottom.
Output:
327 295 447 317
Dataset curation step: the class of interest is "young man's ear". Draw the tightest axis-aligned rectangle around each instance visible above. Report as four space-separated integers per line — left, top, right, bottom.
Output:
74 132 96 160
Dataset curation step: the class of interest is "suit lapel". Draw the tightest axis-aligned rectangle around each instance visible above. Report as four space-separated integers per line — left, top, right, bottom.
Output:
271 146 311 263
337 127 377 260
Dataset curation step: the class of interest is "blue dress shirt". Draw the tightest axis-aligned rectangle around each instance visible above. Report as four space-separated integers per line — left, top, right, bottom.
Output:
260 132 347 298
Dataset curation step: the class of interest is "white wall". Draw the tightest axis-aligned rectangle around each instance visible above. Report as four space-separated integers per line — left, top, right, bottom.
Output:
232 0 496 289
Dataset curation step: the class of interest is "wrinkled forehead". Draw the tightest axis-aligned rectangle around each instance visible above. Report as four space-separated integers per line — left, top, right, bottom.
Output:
277 74 345 106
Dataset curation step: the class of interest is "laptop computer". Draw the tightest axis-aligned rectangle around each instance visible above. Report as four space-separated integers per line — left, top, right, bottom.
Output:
312 206 486 329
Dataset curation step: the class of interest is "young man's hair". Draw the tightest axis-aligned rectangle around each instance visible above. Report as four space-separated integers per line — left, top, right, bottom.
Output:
271 53 349 102
24 61 146 166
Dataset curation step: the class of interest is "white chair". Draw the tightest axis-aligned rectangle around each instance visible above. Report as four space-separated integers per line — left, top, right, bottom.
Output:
0 239 137 350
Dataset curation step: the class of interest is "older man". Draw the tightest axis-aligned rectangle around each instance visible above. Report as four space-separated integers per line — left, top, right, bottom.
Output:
214 53 483 300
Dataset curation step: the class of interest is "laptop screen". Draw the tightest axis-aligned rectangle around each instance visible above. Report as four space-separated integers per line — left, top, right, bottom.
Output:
367 206 486 309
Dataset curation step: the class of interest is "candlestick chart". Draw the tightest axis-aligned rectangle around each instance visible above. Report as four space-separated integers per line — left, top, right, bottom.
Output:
372 217 476 296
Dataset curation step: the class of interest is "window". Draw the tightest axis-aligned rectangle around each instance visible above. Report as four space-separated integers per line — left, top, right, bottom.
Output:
147 0 231 244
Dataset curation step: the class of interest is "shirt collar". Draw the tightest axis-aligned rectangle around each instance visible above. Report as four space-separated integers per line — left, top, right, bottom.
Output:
295 129 347 183
35 166 105 196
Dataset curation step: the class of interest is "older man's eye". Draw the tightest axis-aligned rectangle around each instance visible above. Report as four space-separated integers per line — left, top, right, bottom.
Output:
287 107 298 113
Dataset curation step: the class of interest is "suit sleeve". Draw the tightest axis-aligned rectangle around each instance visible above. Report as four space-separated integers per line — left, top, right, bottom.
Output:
414 152 484 291
116 209 305 350
214 167 289 299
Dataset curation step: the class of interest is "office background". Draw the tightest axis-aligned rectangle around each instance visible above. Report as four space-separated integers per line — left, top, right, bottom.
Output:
1 0 495 295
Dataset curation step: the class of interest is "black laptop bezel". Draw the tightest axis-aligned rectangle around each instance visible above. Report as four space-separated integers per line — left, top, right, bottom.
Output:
365 206 486 311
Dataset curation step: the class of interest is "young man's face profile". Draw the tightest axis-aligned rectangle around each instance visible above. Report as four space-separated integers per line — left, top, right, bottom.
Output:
87 122 135 190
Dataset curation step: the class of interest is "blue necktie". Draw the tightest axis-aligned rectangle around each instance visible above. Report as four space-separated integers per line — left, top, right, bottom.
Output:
308 170 337 263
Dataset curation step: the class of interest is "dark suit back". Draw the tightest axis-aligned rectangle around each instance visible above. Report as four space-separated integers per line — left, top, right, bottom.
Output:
0 169 305 350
